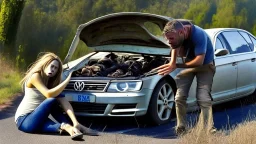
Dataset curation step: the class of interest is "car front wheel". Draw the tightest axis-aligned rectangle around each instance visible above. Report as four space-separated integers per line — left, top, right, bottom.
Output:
147 79 175 125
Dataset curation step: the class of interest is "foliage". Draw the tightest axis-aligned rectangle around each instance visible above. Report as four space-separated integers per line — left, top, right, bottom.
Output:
184 0 216 28
0 0 24 45
16 44 25 69
0 53 22 104
0 0 256 69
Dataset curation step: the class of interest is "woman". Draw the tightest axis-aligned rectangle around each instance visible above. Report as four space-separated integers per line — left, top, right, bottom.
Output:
15 52 98 140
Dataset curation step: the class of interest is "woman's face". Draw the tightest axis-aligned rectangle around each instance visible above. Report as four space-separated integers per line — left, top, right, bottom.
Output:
44 60 59 77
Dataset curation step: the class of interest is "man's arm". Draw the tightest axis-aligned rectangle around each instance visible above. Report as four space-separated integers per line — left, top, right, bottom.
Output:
170 48 178 64
176 54 205 68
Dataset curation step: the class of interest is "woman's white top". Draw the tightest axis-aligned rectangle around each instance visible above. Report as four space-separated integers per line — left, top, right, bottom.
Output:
15 84 45 123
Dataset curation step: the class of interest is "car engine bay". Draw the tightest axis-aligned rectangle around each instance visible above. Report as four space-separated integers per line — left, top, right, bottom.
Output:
72 52 170 78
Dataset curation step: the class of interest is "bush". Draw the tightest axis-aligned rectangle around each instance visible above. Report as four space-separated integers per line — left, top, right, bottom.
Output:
0 53 22 104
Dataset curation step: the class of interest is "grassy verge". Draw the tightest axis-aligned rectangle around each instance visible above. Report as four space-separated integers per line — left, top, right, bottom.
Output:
0 54 22 105
178 119 256 144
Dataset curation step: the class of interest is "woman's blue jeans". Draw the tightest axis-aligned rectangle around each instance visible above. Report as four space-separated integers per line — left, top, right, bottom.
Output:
16 98 71 133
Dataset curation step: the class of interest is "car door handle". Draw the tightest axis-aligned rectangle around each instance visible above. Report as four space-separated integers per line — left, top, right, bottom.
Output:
232 62 237 66
251 58 256 62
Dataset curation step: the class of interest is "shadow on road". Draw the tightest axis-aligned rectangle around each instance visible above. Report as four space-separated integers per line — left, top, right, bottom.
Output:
0 94 23 120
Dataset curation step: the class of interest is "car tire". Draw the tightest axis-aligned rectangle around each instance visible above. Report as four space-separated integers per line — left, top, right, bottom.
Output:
147 79 176 125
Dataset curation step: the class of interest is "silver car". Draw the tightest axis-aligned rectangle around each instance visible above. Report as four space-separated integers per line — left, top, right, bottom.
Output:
62 12 256 125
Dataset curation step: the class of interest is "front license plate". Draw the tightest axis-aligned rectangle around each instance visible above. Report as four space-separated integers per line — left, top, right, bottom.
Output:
77 94 95 102
79 95 90 102
66 94 95 103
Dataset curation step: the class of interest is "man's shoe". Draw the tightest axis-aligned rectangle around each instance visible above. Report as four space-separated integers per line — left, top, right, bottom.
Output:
209 127 217 134
175 126 186 136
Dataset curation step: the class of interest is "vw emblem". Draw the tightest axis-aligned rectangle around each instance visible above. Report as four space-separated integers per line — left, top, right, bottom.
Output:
74 81 85 91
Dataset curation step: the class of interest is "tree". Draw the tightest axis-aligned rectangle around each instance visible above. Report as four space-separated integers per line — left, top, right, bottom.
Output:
184 0 216 28
0 0 25 45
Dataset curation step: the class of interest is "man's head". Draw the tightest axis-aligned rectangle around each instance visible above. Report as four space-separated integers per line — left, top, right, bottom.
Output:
163 20 185 49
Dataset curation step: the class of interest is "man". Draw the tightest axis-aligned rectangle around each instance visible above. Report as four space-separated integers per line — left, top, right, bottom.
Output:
155 19 216 135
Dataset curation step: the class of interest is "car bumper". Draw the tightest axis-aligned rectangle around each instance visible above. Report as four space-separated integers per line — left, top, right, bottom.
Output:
63 88 153 117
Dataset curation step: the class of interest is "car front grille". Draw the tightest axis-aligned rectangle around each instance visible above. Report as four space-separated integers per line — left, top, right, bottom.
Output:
70 102 107 114
65 80 108 92
112 104 137 110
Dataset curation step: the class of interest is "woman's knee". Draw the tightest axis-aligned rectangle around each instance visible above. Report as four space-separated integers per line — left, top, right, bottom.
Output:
45 97 56 101
44 98 58 104
39 98 59 109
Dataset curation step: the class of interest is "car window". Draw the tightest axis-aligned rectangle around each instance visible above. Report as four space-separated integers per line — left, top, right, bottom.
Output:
217 34 232 54
249 35 256 49
215 37 224 50
239 31 254 51
222 31 251 54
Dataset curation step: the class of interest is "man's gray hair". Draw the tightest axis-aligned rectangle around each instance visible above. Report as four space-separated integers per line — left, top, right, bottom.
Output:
163 20 184 34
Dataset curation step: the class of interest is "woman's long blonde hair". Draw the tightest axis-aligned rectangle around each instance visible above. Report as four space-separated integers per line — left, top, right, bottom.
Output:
20 52 63 90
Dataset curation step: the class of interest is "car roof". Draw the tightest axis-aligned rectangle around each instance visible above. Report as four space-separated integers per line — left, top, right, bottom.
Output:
204 28 250 38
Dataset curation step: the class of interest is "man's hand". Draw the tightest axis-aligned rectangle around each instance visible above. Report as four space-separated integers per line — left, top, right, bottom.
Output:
154 63 177 76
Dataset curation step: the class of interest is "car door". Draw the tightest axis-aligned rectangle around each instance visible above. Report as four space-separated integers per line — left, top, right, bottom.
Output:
211 34 237 101
240 31 256 93
222 30 256 98
248 34 256 88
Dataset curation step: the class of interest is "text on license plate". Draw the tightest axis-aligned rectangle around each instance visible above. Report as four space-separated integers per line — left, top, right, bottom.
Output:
76 94 95 102
78 95 90 102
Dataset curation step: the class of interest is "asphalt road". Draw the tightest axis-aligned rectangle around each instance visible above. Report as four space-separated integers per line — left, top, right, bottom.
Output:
1 93 256 144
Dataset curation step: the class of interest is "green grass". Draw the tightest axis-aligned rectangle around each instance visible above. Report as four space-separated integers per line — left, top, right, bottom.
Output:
0 55 22 105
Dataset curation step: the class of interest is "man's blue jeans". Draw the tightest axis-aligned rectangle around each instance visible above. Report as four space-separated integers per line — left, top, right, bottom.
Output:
16 98 71 133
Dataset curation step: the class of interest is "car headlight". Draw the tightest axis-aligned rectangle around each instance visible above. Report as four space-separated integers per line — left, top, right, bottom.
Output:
107 81 143 92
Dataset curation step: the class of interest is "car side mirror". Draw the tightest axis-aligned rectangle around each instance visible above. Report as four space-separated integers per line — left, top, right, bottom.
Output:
215 49 229 56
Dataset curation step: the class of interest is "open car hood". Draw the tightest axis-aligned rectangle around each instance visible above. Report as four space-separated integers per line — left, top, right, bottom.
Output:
80 12 172 47
64 12 174 63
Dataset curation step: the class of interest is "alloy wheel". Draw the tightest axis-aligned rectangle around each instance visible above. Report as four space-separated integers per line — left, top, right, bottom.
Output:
157 83 175 121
